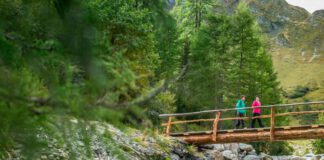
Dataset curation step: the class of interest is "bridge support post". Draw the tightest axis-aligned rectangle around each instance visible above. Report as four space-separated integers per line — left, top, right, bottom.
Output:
270 106 275 141
166 116 172 136
212 111 221 142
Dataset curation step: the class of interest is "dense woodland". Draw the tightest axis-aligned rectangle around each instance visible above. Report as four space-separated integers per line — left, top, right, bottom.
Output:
0 0 322 158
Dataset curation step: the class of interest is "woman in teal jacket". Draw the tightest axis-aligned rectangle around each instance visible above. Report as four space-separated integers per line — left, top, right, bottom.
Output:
235 95 246 129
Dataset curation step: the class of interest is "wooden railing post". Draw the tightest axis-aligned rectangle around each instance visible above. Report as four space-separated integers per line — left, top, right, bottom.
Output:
270 106 275 141
212 111 221 142
166 116 172 136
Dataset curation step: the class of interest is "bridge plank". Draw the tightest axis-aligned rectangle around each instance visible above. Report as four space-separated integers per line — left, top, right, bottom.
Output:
169 125 324 137
178 126 324 144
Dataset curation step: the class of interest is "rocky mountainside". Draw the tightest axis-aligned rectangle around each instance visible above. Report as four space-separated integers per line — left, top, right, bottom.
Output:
215 0 323 48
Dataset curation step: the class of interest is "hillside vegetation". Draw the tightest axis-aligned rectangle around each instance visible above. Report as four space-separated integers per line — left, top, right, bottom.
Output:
0 0 323 159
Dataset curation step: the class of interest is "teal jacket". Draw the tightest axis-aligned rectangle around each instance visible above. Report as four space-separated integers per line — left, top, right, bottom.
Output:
236 99 246 114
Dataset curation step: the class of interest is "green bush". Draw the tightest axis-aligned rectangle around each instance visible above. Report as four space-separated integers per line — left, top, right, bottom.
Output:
288 86 310 99
312 139 324 154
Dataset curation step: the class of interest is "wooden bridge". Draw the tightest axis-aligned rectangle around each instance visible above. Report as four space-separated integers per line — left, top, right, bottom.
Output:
159 101 324 144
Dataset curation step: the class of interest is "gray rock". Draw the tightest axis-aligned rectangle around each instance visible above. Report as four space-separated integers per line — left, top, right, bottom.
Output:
224 143 239 156
205 150 224 160
259 153 273 160
199 144 215 149
214 144 226 152
239 143 254 152
276 33 291 47
170 153 180 160
272 156 306 160
244 155 261 160
199 144 225 152
223 150 238 160
248 150 258 156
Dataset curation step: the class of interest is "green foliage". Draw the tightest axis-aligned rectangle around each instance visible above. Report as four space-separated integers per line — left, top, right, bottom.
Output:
0 0 179 157
312 139 324 154
312 112 324 153
0 0 293 157
252 141 294 155
176 2 281 113
287 86 310 99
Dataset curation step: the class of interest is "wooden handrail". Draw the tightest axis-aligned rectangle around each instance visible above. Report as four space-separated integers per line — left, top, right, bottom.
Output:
159 101 324 117
161 118 215 126
161 101 323 139
275 110 324 117
161 110 324 126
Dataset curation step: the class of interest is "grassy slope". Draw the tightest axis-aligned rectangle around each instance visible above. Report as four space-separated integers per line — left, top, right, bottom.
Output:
271 47 324 98
271 47 323 155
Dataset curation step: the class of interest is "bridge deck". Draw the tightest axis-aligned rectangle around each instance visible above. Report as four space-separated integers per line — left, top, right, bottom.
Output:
171 125 324 144
159 101 324 144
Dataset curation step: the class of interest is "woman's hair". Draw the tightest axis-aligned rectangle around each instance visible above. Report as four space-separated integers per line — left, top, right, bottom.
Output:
241 95 245 98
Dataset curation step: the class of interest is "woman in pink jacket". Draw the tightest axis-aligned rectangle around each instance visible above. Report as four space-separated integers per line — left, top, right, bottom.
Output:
250 96 264 128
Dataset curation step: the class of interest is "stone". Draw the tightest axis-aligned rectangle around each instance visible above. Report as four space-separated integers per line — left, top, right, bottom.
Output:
205 150 224 160
199 144 215 149
199 144 225 152
244 155 261 160
214 144 226 152
223 150 238 160
239 143 254 152
248 150 258 156
259 153 273 160
170 153 180 160
271 156 306 160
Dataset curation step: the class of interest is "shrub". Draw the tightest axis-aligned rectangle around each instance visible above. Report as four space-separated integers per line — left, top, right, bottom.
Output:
288 86 310 99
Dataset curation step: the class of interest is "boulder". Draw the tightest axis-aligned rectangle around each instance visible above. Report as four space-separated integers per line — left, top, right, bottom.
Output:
170 153 180 160
259 153 273 160
205 150 224 160
214 144 226 152
224 143 239 156
271 156 306 160
198 144 225 152
247 150 258 156
223 150 238 160
244 155 261 160
239 143 254 152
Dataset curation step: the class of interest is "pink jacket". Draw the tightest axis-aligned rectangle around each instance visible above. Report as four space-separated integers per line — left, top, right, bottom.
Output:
252 100 261 114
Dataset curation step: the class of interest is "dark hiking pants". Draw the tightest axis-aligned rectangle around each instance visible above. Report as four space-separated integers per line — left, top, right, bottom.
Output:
250 113 264 128
235 113 245 129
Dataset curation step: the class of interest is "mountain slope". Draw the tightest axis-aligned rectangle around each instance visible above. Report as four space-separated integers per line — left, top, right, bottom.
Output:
216 0 324 100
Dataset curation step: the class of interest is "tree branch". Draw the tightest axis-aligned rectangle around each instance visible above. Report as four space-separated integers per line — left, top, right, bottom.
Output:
96 65 187 108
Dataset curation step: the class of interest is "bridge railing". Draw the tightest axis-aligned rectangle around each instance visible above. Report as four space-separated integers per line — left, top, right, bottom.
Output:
159 101 324 141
